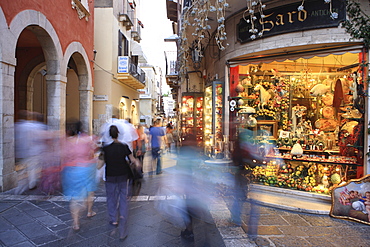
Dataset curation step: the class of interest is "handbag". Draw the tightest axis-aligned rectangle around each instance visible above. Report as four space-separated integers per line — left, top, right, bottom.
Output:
129 160 143 180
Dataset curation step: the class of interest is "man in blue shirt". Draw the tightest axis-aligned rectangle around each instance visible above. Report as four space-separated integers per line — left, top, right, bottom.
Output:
149 119 166 174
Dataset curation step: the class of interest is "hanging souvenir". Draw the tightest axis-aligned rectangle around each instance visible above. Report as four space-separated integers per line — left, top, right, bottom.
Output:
333 78 344 113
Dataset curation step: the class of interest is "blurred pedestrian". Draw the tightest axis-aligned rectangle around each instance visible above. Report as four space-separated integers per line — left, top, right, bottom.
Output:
61 122 98 231
155 129 218 244
149 119 166 175
14 111 47 193
230 134 249 226
230 128 260 239
102 125 140 241
39 131 62 195
100 115 139 151
176 131 212 241
134 124 148 167
172 127 180 153
165 124 174 153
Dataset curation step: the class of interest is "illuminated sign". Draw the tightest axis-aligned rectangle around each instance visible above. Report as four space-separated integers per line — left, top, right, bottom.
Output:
237 0 346 43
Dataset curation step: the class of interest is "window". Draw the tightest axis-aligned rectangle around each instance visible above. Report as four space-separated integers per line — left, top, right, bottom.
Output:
118 31 129 56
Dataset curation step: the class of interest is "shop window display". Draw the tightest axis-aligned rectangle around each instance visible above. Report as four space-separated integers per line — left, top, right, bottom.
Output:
203 81 225 158
233 52 366 195
181 93 204 146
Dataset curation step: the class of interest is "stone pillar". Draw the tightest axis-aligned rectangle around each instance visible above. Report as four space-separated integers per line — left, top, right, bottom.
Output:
0 62 17 191
79 89 93 134
46 75 67 131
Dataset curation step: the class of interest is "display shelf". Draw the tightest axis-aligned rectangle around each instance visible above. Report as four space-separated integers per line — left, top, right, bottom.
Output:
265 155 360 166
278 148 340 154
181 93 204 146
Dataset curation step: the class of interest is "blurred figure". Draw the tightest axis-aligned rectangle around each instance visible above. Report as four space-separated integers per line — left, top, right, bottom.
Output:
230 128 260 240
134 124 148 167
102 125 139 241
14 110 47 193
100 115 139 151
165 124 174 153
172 126 180 153
61 122 98 231
177 131 200 240
149 119 166 175
155 129 224 246
156 130 215 243
39 131 62 195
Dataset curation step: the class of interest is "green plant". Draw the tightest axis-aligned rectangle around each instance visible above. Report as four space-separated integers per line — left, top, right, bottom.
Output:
342 0 370 48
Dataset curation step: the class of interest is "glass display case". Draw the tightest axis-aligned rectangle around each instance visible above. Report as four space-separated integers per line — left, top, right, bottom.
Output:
214 81 224 156
203 81 225 158
204 86 213 156
181 93 204 146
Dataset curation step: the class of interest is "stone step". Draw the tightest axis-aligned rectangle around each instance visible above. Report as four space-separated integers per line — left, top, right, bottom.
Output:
248 184 331 215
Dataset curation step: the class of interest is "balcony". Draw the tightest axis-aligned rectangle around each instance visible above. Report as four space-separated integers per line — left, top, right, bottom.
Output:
117 56 146 89
131 18 142 42
119 0 135 30
164 51 178 88
166 0 178 22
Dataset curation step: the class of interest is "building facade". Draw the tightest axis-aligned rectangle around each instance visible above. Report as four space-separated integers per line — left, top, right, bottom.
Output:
93 0 146 133
0 0 95 191
140 64 158 126
167 0 370 195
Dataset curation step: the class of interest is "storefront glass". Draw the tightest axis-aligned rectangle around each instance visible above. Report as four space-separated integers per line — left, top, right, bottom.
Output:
231 51 367 194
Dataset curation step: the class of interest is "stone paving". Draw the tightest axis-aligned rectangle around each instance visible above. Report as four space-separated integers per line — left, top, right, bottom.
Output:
0 152 370 246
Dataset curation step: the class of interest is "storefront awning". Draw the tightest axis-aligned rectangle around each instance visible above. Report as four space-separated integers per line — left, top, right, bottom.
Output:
131 40 148 63
227 42 364 66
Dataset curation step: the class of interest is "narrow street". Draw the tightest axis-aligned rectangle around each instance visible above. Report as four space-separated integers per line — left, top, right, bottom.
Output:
0 151 369 247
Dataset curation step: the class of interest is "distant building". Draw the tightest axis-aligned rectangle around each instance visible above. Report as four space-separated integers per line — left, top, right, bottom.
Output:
139 64 159 126
93 0 147 133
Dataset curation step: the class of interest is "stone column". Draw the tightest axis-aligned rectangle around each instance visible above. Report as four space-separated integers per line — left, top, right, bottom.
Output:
79 89 93 134
46 75 67 131
78 73 93 135
0 62 17 191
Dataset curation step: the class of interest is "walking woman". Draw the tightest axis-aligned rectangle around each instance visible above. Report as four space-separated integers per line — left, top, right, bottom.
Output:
134 124 148 167
61 122 98 232
102 125 140 241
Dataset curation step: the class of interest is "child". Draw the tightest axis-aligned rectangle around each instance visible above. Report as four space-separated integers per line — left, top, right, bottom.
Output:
165 124 174 153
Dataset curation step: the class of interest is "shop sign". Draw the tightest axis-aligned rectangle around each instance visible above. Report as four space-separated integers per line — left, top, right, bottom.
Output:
230 99 236 112
93 95 108 101
237 0 346 43
118 56 129 73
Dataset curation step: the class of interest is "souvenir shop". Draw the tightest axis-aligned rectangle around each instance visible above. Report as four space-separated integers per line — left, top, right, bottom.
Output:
221 0 369 196
228 47 367 195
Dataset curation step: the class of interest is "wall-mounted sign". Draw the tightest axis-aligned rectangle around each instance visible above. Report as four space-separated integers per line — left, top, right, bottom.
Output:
118 56 129 73
93 95 108 101
237 0 346 43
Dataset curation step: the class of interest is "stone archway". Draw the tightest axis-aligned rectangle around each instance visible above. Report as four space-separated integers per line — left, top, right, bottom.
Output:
63 43 93 134
0 9 64 191
9 12 64 131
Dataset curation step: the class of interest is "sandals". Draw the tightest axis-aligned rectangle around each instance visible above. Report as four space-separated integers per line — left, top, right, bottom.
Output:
87 211 97 218
109 221 118 227
72 224 80 232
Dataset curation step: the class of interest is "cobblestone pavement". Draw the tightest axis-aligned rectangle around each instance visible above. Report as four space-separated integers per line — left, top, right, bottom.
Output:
0 152 370 246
